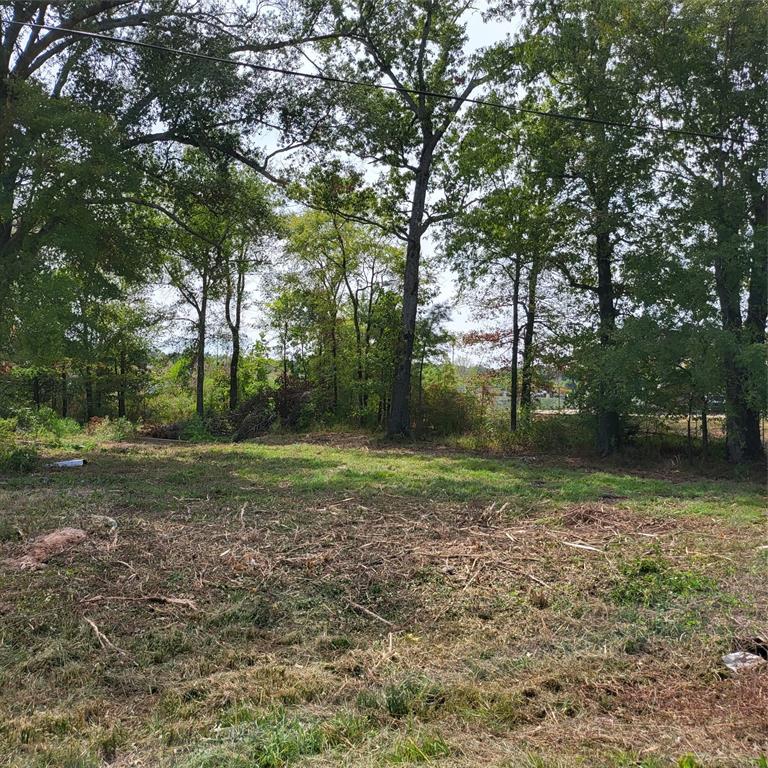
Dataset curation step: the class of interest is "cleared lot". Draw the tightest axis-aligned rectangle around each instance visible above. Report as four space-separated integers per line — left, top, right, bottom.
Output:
1 437 766 767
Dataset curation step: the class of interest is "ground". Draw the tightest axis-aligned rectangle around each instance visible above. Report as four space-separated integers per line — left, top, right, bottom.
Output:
0 434 766 767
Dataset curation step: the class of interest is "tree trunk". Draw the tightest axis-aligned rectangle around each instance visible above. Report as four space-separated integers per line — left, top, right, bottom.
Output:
229 332 240 411
330 324 339 413
117 350 127 418
335 218 367 416
281 322 289 418
196 293 207 419
510 260 521 431
32 375 40 409
595 227 620 455
84 368 94 421
388 150 433 437
711 158 763 462
520 264 539 417
746 190 767 345
225 267 245 412
686 397 693 462
714 231 762 462
61 370 68 418
701 399 709 455
417 348 426 433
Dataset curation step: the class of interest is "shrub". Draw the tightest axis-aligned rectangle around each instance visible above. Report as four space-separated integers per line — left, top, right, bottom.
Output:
418 383 481 436
14 406 81 439
180 417 216 442
86 416 136 441
0 444 38 473
457 413 594 454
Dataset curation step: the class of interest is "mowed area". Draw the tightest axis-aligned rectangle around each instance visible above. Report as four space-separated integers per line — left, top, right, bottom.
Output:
0 436 766 767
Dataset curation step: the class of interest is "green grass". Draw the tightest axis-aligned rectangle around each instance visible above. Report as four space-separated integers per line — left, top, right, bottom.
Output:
6 439 762 523
611 551 717 607
178 709 369 768
386 732 451 763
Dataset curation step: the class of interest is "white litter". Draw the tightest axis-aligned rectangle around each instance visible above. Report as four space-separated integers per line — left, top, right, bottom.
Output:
722 651 766 672
50 459 87 468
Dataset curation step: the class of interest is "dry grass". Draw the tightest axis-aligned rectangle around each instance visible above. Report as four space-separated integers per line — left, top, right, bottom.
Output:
0 436 765 767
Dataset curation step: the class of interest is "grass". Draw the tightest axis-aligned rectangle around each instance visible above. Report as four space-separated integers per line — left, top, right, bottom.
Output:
0 432 765 767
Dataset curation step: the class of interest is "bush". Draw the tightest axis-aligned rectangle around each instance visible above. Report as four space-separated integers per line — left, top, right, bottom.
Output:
179 416 216 442
14 406 81 439
86 416 136 441
231 388 278 441
455 412 594 454
417 384 481 437
0 444 38 473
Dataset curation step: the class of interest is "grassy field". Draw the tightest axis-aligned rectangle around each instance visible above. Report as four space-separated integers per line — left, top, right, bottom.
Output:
0 434 766 767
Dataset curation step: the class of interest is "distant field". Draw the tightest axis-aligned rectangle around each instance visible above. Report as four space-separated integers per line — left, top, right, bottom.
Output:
0 436 766 767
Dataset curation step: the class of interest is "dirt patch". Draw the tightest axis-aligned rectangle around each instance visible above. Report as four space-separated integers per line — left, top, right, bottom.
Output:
6 527 87 570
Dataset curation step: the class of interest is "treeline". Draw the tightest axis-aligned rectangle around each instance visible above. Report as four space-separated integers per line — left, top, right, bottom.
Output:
0 0 765 461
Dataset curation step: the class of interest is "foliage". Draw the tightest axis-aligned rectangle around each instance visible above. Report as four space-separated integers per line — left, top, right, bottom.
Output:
0 0 764 461
418 367 481 437
0 443 37 474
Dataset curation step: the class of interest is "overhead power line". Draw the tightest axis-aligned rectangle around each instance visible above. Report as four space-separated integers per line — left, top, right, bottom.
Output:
6 19 728 143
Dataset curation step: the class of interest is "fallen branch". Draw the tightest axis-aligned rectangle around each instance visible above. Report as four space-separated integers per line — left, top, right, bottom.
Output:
83 616 128 656
561 541 604 553
83 594 198 610
348 600 397 628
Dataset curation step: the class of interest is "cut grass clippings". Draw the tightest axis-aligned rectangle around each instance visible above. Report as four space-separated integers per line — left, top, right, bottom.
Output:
0 434 765 767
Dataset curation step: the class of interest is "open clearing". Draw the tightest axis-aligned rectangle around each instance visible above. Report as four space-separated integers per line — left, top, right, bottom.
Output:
0 436 766 767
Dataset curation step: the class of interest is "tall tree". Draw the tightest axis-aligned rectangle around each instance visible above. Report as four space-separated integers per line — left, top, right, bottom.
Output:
222 176 280 411
161 151 240 418
499 0 658 453
645 0 766 461
321 0 501 436
443 109 557 430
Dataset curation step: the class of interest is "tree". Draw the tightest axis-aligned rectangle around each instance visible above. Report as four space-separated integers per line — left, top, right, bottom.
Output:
497 0 660 453
274 208 403 421
0 2 188 331
320 0 502 436
223 177 280 410
443 109 557 430
644 0 766 461
161 151 240 418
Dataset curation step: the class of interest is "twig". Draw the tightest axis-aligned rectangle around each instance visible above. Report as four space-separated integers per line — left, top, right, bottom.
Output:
83 594 198 610
83 616 128 656
561 541 604 553
348 600 397 628
525 572 551 588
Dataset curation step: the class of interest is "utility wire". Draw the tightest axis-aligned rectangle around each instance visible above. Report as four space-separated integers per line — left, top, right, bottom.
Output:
6 19 728 142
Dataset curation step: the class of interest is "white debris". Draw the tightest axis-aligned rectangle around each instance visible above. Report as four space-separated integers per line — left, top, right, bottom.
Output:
722 651 766 672
50 459 87 468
